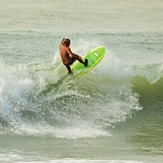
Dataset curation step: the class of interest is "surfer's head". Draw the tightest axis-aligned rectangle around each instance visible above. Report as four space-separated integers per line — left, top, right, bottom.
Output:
62 38 70 46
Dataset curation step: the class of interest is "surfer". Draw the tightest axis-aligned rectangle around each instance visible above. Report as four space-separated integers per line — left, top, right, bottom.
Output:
59 38 88 74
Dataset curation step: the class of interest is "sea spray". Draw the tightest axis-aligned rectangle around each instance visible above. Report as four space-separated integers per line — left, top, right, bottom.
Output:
0 58 142 138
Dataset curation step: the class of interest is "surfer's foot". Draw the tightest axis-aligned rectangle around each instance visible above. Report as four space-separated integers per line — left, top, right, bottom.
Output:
84 59 88 67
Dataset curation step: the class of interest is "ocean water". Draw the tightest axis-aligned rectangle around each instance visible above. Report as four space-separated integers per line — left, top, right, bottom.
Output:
0 0 163 162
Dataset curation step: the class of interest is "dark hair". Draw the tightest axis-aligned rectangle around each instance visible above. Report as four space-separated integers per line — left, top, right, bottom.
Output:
62 38 70 46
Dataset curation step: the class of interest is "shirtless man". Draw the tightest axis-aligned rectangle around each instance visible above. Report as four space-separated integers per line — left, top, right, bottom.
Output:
59 38 88 74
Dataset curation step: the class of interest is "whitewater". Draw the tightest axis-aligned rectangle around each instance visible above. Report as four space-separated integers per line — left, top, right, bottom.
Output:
0 0 163 162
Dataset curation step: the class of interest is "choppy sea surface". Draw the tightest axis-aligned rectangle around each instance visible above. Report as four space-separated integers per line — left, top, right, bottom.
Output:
0 0 163 162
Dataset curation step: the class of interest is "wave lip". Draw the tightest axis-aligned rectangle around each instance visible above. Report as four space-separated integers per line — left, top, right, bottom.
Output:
0 58 142 138
1 56 162 139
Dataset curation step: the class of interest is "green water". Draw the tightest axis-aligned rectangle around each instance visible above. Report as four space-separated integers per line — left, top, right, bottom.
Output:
0 0 163 162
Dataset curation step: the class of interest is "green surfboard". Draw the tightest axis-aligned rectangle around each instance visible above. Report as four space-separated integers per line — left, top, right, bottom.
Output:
71 46 105 77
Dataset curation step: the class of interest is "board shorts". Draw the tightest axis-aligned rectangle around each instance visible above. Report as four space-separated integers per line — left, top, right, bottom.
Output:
64 56 77 67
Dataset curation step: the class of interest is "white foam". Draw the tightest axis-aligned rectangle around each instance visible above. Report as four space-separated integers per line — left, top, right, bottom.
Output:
93 49 133 81
53 50 61 65
10 118 110 139
73 39 100 55
0 52 142 139
134 62 163 83
0 62 36 127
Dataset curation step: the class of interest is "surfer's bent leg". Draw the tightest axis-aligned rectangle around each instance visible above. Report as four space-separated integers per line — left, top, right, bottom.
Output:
64 57 76 74
65 64 72 74
73 55 88 67
64 55 88 74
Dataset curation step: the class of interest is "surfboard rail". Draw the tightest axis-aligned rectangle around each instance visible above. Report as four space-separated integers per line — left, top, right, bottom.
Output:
71 46 105 77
